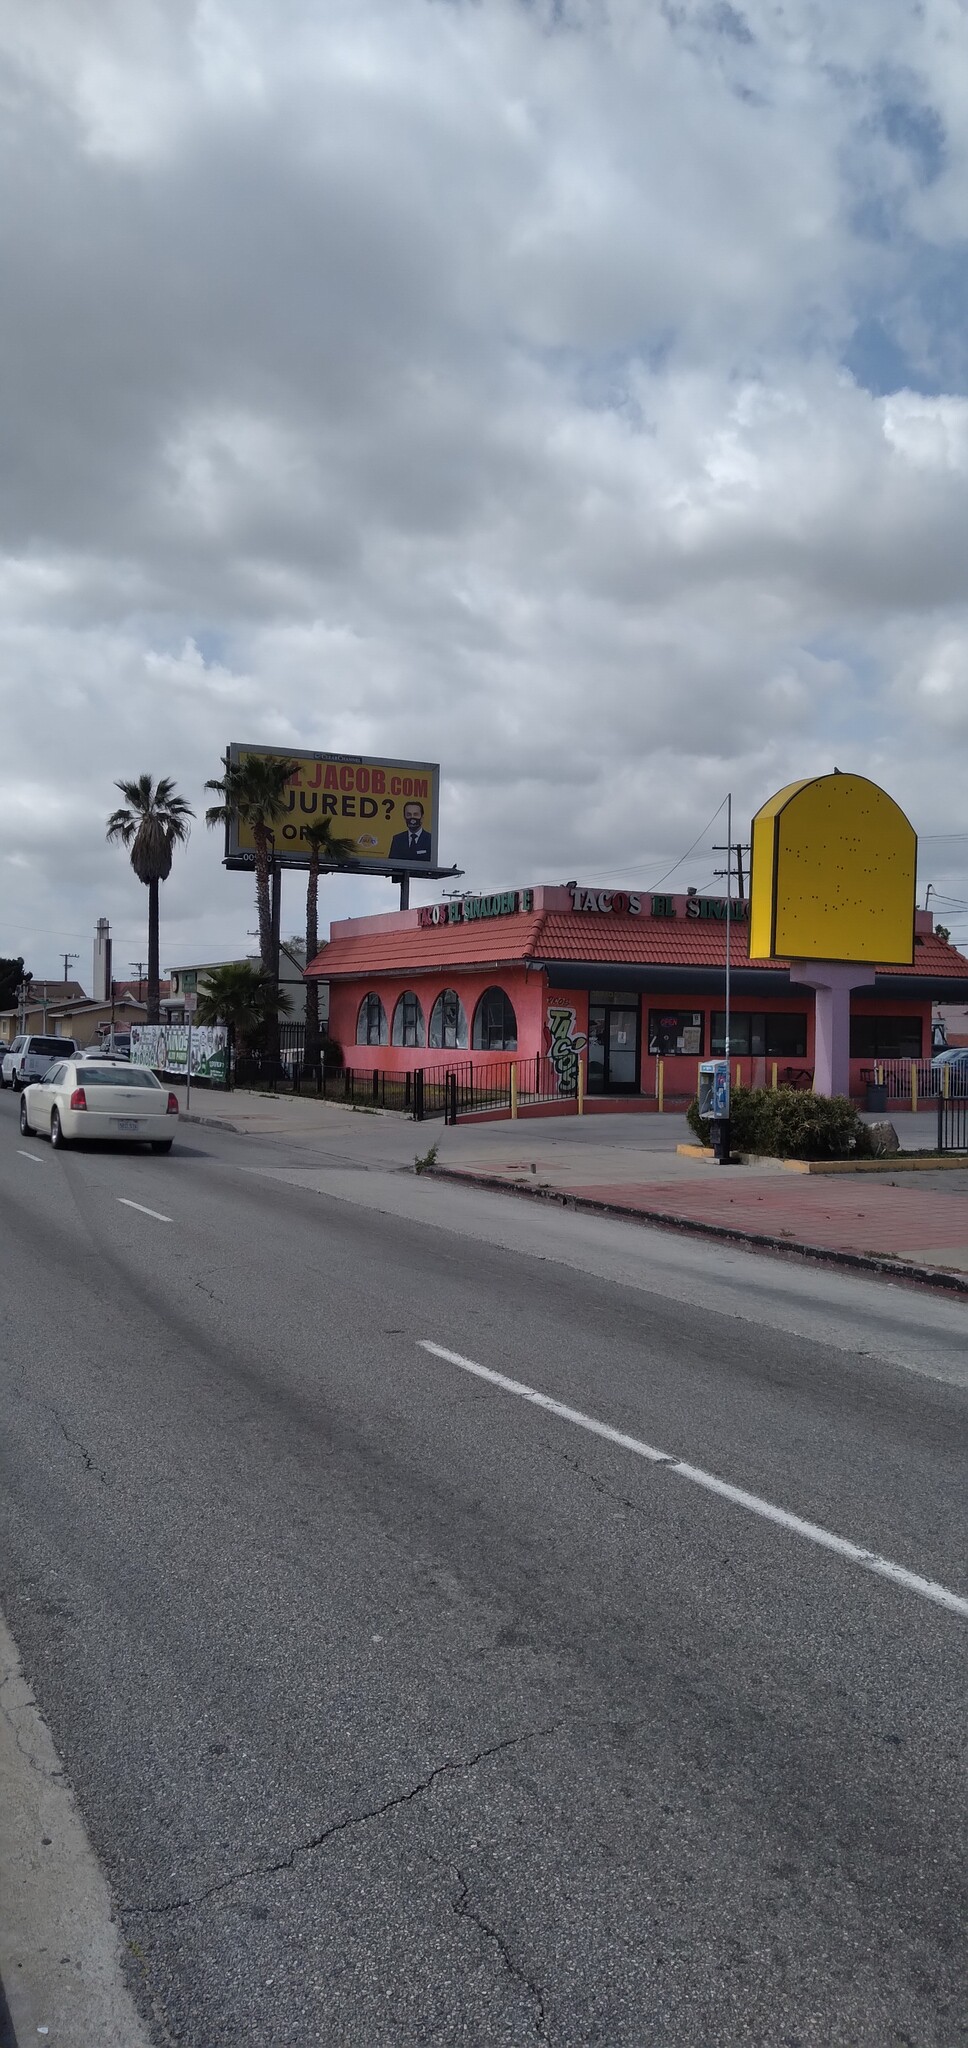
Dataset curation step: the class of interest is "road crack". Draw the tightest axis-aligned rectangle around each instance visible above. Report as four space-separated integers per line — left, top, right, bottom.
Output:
129 1717 564 1916
548 1442 652 1520
55 1414 109 1485
451 1865 552 2041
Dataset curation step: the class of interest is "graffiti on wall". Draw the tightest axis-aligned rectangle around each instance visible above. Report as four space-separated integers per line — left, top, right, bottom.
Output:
546 1005 587 1096
129 1024 229 1084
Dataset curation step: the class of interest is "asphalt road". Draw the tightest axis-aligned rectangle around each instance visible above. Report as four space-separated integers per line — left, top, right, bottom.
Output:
1 1091 966 2047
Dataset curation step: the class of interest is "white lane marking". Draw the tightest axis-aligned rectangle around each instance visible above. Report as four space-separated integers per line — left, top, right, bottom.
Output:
117 1198 172 1224
17 1149 42 1165
419 1341 968 1620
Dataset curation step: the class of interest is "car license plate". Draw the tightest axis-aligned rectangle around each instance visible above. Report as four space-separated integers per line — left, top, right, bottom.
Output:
115 1118 141 1133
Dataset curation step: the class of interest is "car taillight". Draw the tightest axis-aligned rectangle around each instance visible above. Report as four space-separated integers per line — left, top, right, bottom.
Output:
69 1087 87 1110
167 1093 179 1115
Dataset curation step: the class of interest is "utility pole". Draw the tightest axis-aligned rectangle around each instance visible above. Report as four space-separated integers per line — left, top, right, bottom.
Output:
713 806 753 1168
130 961 147 1003
62 951 79 985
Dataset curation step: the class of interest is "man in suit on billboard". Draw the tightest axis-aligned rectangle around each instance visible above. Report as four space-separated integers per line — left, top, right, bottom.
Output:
389 800 432 862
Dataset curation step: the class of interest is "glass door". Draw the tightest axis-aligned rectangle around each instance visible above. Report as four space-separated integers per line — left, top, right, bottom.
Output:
587 1001 640 1094
605 1006 639 1091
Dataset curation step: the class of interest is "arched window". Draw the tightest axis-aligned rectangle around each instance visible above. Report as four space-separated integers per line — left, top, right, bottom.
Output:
391 991 425 1047
472 986 517 1051
429 989 468 1050
356 993 388 1046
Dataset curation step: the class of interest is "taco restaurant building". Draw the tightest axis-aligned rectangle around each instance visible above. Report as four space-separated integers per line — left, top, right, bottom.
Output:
311 885 968 1106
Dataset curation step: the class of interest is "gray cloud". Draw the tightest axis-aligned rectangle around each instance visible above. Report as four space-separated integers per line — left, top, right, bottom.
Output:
2 0 968 978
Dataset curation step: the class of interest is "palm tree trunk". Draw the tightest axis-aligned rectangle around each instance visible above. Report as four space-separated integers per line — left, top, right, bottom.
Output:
147 875 160 1024
253 826 280 1067
253 828 273 976
304 854 320 1079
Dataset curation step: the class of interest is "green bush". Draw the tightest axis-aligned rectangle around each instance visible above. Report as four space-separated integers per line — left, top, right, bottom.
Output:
686 1084 873 1159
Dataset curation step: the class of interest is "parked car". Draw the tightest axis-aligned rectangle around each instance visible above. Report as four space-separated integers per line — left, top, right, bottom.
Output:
1 1034 78 1091
18 1058 180 1151
96 1031 131 1059
930 1046 968 1093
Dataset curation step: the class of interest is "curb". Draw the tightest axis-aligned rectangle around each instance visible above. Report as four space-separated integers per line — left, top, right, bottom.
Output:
428 1166 968 1297
675 1142 968 1174
178 1111 246 1135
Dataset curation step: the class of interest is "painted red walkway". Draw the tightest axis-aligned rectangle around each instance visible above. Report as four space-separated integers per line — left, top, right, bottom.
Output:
563 1177 968 1264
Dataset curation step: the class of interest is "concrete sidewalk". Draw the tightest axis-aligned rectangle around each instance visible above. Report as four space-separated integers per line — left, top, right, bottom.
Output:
172 1088 968 1285
435 1133 968 1283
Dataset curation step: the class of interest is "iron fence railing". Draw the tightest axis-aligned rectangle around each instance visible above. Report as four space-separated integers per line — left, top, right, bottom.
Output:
418 1054 577 1123
228 1051 579 1121
937 1096 968 1152
862 1057 968 1101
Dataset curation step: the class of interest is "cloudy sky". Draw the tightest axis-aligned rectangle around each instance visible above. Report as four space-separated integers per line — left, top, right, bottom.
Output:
3 0 968 984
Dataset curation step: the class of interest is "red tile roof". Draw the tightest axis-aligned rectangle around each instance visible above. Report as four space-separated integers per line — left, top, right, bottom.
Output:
315 911 547 978
315 914 968 981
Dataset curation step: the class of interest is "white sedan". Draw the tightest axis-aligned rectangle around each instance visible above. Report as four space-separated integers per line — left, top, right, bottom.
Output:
19 1057 180 1152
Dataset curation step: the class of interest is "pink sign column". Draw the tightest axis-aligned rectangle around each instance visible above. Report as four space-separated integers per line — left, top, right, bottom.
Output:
790 961 869 1097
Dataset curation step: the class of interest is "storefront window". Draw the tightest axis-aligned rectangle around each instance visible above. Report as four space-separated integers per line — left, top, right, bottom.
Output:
850 1016 922 1059
392 991 425 1047
711 1012 807 1057
429 989 467 1049
356 993 388 1046
472 987 517 1051
647 1010 704 1057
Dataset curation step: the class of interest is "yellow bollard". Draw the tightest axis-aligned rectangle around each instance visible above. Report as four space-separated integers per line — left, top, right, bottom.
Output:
877 1063 884 1087
771 1061 778 1091
510 1062 518 1119
577 1055 584 1117
657 1057 664 1114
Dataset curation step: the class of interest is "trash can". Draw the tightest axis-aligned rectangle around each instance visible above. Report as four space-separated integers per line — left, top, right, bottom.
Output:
865 1082 887 1112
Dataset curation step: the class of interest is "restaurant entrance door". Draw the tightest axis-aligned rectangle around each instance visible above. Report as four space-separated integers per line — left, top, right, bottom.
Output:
587 997 640 1094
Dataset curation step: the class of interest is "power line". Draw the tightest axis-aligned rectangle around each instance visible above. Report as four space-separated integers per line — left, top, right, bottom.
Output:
647 796 729 892
568 797 731 891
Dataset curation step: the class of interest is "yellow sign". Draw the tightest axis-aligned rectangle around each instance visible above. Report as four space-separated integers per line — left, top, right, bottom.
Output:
224 744 440 872
749 772 916 964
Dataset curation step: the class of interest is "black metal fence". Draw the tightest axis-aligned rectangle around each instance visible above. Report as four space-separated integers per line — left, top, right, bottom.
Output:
230 1042 578 1122
419 1055 577 1124
937 1097 968 1153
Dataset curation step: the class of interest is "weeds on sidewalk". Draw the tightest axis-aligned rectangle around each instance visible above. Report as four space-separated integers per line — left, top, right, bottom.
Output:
414 1141 439 1174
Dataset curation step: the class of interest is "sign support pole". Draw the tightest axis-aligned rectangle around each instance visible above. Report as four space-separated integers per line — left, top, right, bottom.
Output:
185 1021 193 1112
712 796 738 1164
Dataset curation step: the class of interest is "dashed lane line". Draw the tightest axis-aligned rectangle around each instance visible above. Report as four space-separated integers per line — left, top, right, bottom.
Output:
117 1198 172 1224
419 1340 968 1621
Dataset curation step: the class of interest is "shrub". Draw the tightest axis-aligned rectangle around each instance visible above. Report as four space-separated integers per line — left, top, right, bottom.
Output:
686 1085 873 1160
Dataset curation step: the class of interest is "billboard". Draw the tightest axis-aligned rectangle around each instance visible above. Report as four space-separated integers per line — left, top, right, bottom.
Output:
129 1024 229 1084
222 744 440 873
750 772 916 965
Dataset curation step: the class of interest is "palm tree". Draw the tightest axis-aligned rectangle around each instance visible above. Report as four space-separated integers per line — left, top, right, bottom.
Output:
205 754 298 1064
195 962 291 1048
204 755 298 979
301 817 356 1078
106 776 194 1024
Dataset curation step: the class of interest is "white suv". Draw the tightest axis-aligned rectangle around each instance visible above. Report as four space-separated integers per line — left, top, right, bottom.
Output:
1 1034 78 1090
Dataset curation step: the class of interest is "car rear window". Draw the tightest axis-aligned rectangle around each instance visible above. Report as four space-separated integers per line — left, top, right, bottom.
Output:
76 1067 162 1089
30 1038 74 1057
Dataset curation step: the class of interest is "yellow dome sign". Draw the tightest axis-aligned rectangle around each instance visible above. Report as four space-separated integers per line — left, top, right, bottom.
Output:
749 772 916 965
